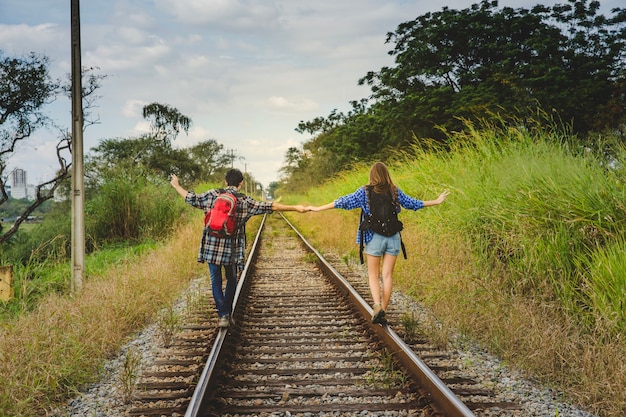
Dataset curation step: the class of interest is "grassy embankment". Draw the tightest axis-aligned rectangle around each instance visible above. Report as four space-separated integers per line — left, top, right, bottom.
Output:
0 197 263 416
285 124 626 417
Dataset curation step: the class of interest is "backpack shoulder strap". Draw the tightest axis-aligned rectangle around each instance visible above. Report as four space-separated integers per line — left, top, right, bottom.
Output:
359 187 369 265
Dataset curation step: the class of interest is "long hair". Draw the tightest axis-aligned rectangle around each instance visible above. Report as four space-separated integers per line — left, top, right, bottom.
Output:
368 162 398 202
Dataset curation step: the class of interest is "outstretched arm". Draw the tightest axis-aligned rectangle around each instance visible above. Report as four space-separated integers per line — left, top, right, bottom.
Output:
423 190 450 207
306 202 335 212
169 174 188 198
272 202 308 213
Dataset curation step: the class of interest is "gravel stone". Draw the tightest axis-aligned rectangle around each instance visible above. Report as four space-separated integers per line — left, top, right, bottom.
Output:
50 264 599 417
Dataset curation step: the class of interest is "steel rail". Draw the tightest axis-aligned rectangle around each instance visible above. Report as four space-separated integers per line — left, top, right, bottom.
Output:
185 212 474 417
184 213 267 417
281 213 476 417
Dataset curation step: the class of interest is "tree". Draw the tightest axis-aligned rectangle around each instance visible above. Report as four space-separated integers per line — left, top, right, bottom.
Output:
267 181 279 199
87 134 232 187
361 0 626 135
0 53 59 235
0 56 105 244
142 102 192 144
86 135 196 188
0 52 104 244
188 140 232 183
286 0 626 189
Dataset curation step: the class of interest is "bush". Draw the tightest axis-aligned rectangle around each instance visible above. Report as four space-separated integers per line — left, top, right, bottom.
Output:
86 173 185 243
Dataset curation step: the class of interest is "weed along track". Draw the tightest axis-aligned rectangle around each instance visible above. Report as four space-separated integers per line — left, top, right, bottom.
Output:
129 213 520 416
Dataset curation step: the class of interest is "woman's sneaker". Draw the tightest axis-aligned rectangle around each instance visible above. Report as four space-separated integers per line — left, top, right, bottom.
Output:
372 305 386 324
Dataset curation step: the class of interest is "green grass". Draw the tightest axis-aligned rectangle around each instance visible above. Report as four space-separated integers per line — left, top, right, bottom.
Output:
0 241 159 320
284 120 626 416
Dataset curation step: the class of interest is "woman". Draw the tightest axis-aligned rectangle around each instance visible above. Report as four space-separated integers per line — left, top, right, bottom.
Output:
307 162 449 324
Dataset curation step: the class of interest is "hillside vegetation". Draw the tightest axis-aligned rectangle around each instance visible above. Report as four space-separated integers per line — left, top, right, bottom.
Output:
284 122 626 417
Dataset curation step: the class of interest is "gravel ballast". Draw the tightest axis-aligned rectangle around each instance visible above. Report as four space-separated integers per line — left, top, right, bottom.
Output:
50 268 599 417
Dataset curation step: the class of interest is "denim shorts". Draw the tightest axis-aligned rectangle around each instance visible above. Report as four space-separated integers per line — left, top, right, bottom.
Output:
364 232 401 257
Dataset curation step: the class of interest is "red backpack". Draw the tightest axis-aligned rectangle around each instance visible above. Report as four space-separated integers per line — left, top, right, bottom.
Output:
204 190 239 237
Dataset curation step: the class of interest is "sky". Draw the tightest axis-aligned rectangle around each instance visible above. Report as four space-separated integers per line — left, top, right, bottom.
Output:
0 0 622 189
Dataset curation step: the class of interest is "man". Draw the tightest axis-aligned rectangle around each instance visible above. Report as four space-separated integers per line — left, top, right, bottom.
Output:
170 169 307 328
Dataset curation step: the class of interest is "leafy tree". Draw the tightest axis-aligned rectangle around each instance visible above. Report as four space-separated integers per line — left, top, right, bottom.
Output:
87 136 231 187
187 140 232 183
267 181 280 199
87 136 192 184
142 102 191 144
361 0 626 135
288 0 626 190
0 51 105 244
0 52 59 240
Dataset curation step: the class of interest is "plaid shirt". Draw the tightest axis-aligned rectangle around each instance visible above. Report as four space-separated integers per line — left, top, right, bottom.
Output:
334 186 425 244
185 186 273 269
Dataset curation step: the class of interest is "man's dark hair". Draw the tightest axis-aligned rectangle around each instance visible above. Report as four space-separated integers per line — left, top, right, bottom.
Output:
225 169 244 186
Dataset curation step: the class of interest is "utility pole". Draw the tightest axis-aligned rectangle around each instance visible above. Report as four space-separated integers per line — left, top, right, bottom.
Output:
244 163 248 194
70 0 85 292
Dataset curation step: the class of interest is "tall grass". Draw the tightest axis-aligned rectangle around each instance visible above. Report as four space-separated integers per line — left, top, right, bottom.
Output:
0 183 264 416
0 243 159 320
284 120 626 416
0 220 204 416
438 125 626 337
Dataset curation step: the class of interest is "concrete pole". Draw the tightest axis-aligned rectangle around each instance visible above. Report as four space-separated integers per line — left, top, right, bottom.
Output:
71 0 85 292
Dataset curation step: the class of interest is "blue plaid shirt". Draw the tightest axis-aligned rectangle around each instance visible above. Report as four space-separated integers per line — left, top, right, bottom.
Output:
334 186 425 244
185 186 273 269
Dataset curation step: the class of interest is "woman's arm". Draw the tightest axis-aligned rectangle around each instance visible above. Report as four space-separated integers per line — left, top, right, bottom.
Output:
422 190 450 207
306 202 335 212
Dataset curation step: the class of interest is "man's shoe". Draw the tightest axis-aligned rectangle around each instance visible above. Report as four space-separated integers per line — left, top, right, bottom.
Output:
372 304 385 324
218 315 230 328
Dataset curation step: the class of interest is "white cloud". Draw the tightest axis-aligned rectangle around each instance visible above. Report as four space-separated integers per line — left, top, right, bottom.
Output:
6 0 621 188
122 100 148 118
154 0 283 29
0 23 66 58
267 96 318 112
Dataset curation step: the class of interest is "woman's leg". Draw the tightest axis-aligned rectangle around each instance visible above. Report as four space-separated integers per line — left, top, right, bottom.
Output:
366 254 382 306
380 254 398 311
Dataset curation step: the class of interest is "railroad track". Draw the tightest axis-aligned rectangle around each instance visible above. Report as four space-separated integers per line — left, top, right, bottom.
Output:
128 213 519 417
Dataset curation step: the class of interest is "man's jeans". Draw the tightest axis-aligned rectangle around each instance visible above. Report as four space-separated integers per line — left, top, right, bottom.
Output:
208 263 237 318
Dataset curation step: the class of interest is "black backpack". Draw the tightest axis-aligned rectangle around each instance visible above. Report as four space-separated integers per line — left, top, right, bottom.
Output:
358 185 407 263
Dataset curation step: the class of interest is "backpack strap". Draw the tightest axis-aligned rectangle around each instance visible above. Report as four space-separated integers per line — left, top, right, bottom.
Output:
359 186 371 265
228 191 245 266
359 209 365 265
399 232 407 260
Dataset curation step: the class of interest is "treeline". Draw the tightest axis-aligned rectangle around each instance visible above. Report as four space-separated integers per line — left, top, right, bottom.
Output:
0 101 263 317
278 0 626 193
0 102 250 264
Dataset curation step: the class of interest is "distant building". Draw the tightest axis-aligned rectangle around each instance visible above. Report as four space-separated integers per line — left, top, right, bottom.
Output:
13 169 26 186
10 169 35 200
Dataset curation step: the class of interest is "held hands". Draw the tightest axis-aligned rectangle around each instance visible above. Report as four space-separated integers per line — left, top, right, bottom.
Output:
290 205 324 213
293 205 308 213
